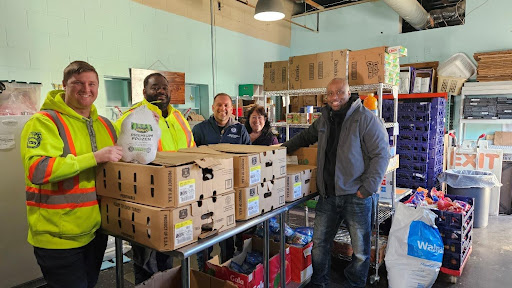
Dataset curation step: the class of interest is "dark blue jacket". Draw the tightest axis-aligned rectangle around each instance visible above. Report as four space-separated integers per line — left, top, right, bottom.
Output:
192 115 251 146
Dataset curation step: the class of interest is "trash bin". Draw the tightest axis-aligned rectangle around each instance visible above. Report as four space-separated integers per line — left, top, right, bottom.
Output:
438 170 502 228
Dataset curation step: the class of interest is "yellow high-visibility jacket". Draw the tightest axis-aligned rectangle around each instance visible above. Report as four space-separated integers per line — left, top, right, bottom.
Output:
20 90 118 249
115 99 195 151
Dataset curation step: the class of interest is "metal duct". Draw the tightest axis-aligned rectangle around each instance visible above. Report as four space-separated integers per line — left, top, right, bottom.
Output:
430 0 466 26
382 0 433 30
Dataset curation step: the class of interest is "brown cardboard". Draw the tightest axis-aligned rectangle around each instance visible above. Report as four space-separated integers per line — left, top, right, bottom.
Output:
176 149 235 197
494 132 512 146
183 145 262 188
263 61 288 91
285 165 317 202
209 144 287 184
289 50 349 89
100 197 197 251
136 266 238 288
96 152 204 208
235 185 262 220
192 192 236 236
348 46 391 85
290 147 318 166
259 177 286 212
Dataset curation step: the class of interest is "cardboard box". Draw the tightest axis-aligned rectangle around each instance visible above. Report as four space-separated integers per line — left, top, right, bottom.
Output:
136 266 238 288
97 152 207 208
386 46 407 57
209 144 287 184
290 147 318 166
289 50 349 89
235 184 262 221
289 241 313 283
285 165 317 202
193 192 236 236
100 197 197 251
348 46 400 86
207 237 291 288
176 148 235 197
264 61 288 91
259 177 286 212
494 131 512 146
235 178 285 220
181 146 262 188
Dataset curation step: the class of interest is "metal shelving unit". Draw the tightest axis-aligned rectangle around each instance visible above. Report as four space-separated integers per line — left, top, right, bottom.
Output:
112 194 319 288
265 83 400 284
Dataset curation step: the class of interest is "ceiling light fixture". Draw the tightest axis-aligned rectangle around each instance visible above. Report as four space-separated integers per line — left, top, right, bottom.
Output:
254 0 285 21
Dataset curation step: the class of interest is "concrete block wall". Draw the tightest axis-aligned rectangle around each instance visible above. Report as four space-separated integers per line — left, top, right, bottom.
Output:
0 0 289 114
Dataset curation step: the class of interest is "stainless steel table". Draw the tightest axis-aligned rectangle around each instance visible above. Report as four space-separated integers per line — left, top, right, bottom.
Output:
112 193 318 288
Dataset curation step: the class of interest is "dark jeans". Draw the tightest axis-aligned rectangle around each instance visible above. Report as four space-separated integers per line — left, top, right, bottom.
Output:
131 244 174 285
33 232 108 288
196 237 235 271
310 194 372 288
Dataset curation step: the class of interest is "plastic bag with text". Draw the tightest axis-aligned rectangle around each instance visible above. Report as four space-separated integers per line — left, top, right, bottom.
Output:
117 106 161 164
385 203 443 288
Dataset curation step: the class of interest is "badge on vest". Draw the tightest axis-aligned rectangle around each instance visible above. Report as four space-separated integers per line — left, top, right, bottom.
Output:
27 132 42 148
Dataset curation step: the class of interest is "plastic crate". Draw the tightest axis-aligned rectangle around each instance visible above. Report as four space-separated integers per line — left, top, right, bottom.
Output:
432 194 474 228
442 238 472 270
437 76 466 95
438 53 477 79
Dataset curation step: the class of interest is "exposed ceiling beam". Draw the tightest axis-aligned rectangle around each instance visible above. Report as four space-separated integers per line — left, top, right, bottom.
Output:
291 0 378 18
305 0 324 10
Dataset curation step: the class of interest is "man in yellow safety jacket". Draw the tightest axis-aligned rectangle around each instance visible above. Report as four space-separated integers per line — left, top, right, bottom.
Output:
115 72 195 152
20 61 123 288
115 72 195 284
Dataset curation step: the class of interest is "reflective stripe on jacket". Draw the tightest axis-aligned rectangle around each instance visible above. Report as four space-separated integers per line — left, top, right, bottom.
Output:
116 99 195 151
21 90 118 249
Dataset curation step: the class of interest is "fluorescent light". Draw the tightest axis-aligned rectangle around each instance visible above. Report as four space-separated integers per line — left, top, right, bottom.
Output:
254 0 285 22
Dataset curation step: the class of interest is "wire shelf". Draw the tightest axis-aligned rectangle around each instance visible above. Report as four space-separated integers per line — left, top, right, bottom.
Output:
271 122 311 128
264 83 394 97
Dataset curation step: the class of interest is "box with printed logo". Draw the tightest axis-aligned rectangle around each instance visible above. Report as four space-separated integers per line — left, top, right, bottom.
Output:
290 241 313 283
206 237 291 288
348 46 400 86
209 144 287 186
97 152 207 208
235 185 262 221
178 147 235 197
264 60 289 91
289 50 349 90
192 192 236 237
259 177 286 212
285 165 317 202
100 196 198 251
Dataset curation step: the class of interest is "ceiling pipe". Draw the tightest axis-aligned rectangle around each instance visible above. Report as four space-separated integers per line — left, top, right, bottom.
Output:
382 0 434 30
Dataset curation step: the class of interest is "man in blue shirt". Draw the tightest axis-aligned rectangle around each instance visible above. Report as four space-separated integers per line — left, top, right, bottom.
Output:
192 93 250 270
192 93 251 145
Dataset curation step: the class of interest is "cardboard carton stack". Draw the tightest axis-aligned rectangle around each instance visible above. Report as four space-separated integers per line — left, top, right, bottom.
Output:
97 151 236 251
196 144 287 221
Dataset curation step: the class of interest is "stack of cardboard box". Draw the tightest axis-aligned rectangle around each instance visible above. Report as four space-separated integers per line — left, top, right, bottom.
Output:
263 46 405 93
97 151 236 251
197 144 288 221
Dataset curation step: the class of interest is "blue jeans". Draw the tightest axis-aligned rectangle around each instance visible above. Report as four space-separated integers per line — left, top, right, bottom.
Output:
310 194 372 288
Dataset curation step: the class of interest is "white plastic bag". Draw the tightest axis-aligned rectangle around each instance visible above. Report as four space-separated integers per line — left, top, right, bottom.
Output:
385 203 443 288
117 106 161 164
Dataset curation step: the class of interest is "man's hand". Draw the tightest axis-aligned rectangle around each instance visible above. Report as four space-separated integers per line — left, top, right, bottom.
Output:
356 190 365 199
94 146 123 164
152 111 160 123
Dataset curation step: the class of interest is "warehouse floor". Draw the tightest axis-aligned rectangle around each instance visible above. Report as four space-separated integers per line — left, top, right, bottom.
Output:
26 214 512 288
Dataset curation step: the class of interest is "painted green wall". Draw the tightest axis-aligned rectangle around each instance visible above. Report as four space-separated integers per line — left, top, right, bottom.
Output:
0 0 289 115
290 0 512 141
291 0 512 64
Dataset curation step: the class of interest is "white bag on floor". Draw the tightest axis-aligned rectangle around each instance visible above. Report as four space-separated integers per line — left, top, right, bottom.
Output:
385 203 443 288
117 106 161 164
